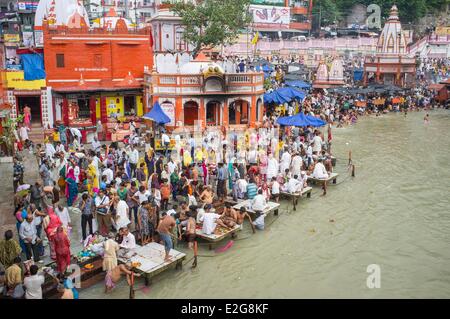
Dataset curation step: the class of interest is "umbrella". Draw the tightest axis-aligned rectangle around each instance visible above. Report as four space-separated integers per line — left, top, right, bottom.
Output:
305 114 327 127
277 112 326 127
264 87 306 104
142 101 171 124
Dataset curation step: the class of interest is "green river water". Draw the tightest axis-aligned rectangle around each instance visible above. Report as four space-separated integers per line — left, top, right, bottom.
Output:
82 109 450 298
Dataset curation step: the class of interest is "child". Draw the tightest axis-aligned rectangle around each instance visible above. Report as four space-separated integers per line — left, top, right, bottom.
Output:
160 179 171 211
270 177 280 203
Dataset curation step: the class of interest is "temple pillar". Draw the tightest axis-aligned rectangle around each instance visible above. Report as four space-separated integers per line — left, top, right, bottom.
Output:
175 97 183 127
223 99 229 128
89 96 96 125
250 95 257 128
199 98 205 129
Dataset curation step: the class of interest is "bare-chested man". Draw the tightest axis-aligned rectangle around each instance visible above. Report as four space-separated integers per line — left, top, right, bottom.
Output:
220 203 238 228
237 207 256 233
199 186 214 204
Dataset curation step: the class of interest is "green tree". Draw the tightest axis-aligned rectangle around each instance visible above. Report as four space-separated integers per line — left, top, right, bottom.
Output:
311 0 343 30
171 0 252 57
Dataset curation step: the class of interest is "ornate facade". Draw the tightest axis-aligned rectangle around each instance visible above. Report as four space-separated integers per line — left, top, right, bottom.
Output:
363 5 416 87
144 52 265 130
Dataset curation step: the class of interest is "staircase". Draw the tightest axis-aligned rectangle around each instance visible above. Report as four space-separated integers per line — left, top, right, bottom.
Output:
28 122 45 144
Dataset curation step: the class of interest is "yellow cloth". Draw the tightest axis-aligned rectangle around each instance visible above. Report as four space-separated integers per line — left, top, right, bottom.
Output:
183 152 192 167
87 164 99 195
195 149 203 163
52 132 60 142
251 32 259 45
5 264 22 287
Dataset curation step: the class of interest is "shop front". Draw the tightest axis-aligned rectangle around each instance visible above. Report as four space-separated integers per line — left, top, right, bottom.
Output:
51 89 144 143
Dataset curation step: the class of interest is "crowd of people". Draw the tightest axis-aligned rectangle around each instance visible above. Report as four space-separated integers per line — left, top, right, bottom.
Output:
1 51 447 299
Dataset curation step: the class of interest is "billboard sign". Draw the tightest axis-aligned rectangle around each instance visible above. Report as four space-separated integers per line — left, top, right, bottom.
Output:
18 2 38 11
250 5 290 26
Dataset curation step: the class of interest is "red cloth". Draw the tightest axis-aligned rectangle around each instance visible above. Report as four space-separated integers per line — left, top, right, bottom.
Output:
54 228 71 273
45 207 62 240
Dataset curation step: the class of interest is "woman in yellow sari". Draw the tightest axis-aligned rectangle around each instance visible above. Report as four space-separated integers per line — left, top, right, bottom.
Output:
87 163 99 195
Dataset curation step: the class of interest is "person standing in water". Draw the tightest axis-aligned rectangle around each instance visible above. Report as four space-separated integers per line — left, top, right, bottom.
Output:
424 113 429 124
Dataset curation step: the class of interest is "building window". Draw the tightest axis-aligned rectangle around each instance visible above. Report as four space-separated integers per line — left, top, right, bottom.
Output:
56 54 65 68
94 54 102 67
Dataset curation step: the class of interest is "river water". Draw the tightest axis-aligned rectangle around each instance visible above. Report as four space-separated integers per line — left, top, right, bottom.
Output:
83 109 450 299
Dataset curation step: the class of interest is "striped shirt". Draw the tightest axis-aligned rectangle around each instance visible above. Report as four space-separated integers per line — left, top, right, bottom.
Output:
246 183 258 200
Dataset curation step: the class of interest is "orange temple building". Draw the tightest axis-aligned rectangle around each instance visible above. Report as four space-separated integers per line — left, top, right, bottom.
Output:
42 8 154 141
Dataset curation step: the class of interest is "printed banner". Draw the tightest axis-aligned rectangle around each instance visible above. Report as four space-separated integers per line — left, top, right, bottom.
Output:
160 102 175 126
4 34 20 42
249 5 290 25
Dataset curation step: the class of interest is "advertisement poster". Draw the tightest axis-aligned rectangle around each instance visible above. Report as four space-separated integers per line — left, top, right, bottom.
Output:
160 102 175 126
249 5 290 26
23 31 34 47
34 30 44 47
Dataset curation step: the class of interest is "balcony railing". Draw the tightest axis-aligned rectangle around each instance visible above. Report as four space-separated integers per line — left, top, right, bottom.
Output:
147 72 265 95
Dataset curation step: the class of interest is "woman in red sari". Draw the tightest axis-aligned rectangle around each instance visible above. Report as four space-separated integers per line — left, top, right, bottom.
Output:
54 226 71 273
43 206 62 260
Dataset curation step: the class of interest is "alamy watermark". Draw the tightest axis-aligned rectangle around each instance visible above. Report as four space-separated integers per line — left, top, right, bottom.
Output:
366 264 381 289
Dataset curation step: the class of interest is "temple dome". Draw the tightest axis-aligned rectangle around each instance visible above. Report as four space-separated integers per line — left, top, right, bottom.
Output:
376 5 407 55
179 52 224 74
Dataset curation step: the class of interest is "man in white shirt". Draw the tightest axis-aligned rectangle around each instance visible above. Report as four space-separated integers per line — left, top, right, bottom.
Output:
45 142 56 159
119 227 136 249
135 186 150 204
270 177 280 202
91 136 101 153
237 177 248 199
286 175 302 193
200 205 222 235
167 158 177 175
102 163 114 184
23 265 45 299
280 148 291 173
95 190 110 236
162 132 171 157
251 190 267 212
312 131 323 154
247 148 258 165
55 141 65 154
312 158 329 179
19 124 29 142
128 145 139 178
70 127 82 145
291 152 303 177
55 204 71 229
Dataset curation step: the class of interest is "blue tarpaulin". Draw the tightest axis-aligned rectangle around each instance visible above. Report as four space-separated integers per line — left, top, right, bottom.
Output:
285 80 311 89
142 101 171 124
262 64 273 73
277 112 326 127
353 69 364 82
21 53 46 81
264 87 306 104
